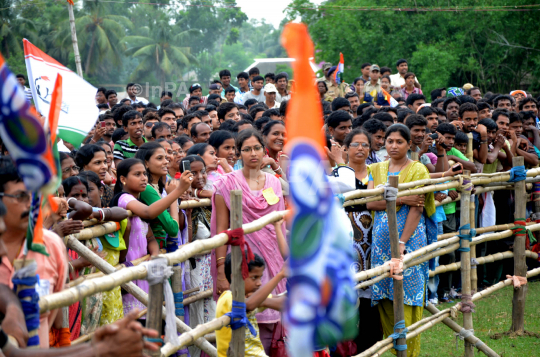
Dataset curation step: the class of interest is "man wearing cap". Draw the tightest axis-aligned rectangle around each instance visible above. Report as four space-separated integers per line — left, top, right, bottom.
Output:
209 83 222 96
389 59 420 88
263 83 280 109
317 63 333 83
364 64 382 94
182 83 208 108
326 66 351 100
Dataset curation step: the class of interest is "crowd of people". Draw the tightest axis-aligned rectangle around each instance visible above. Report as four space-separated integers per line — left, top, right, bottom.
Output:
2 58 540 357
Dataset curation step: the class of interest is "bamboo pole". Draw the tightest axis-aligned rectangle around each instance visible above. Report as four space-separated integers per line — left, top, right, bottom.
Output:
67 2 83 77
434 193 461 207
385 176 406 356
55 237 217 356
146 256 164 356
459 170 474 357
178 199 211 209
425 305 500 357
466 133 474 162
183 289 213 306
470 195 478 292
161 316 231 357
40 211 287 313
510 157 527 334
429 251 538 277
534 181 540 248
75 221 120 241
437 221 535 241
230 190 245 357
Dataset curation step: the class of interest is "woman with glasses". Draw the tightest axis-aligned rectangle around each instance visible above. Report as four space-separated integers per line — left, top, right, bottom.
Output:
75 144 114 207
60 152 79 180
179 155 216 357
167 140 185 180
342 129 383 353
135 142 180 250
211 129 287 354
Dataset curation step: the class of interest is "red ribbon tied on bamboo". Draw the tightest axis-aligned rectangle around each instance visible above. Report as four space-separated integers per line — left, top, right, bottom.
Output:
222 228 254 280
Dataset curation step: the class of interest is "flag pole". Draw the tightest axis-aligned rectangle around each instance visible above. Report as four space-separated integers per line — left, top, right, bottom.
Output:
67 1 83 77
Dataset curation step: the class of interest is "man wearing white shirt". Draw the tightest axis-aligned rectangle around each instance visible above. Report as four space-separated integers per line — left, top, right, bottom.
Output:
126 83 149 105
16 74 32 102
389 59 420 89
275 72 291 103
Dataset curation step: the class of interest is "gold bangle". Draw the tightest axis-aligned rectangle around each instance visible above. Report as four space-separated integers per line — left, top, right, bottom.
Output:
442 172 445 178
187 224 192 230
216 257 225 261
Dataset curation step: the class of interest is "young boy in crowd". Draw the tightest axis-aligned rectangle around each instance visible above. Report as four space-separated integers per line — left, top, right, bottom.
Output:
216 254 286 357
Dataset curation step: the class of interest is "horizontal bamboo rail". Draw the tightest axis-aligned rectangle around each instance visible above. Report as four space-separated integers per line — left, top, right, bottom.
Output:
430 251 539 277
438 221 536 241
161 315 230 357
39 210 287 312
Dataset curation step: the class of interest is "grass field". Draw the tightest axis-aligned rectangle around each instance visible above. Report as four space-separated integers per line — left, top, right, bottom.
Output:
381 281 540 357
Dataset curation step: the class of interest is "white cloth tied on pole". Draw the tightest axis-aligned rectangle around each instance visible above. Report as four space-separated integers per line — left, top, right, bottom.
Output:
142 257 179 346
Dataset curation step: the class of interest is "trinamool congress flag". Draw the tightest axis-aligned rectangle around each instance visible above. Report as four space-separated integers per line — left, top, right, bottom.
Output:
24 39 98 147
282 23 358 356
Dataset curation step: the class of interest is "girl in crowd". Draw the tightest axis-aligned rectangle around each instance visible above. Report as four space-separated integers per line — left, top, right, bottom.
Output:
186 143 224 190
60 152 79 180
75 144 114 207
156 139 174 167
135 142 180 250
262 120 288 180
353 77 365 99
381 75 392 93
318 81 332 102
180 155 217 357
111 158 193 318
168 140 187 180
366 124 436 357
209 130 236 174
174 135 194 154
61 176 105 339
98 141 116 184
342 129 382 352
211 129 287 354
78 170 129 326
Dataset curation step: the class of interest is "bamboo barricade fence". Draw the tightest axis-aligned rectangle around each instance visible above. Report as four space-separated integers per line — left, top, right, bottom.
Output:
36 166 540 356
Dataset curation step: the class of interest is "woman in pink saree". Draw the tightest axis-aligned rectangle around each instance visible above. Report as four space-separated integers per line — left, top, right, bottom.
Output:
211 129 287 353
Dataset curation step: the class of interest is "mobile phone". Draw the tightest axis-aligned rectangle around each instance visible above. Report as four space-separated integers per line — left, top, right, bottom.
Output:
182 161 191 172
101 122 106 128
452 164 461 172
429 133 438 140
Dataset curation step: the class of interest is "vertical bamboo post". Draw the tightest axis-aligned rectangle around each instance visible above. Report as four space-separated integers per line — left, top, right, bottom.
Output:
146 256 164 357
67 2 83 77
466 133 474 162
511 156 527 333
470 196 477 293
387 176 406 357
459 170 474 357
229 190 245 357
410 151 419 161
13 259 39 349
534 182 540 241
171 265 187 357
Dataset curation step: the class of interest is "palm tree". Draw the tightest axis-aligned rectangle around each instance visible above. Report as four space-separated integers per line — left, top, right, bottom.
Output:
74 0 133 75
124 11 197 90
0 0 39 58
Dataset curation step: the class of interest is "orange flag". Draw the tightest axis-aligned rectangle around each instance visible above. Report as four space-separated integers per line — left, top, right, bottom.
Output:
281 23 325 153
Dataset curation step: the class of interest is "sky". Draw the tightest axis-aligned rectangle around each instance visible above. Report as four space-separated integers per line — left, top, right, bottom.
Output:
234 0 324 28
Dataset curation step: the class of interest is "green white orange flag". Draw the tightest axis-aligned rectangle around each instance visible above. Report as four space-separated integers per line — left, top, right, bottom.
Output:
24 39 98 148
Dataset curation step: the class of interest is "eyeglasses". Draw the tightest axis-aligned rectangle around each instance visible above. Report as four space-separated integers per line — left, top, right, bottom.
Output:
349 142 370 149
62 165 80 174
241 145 264 153
0 191 31 203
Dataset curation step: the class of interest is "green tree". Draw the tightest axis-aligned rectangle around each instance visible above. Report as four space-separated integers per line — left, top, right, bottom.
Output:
74 1 132 76
124 9 197 90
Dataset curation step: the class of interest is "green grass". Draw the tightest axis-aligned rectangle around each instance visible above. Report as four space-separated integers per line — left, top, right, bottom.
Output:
382 281 540 357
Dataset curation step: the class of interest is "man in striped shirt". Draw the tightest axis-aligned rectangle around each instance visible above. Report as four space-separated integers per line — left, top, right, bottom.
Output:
113 110 147 167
